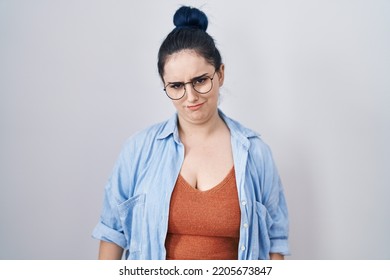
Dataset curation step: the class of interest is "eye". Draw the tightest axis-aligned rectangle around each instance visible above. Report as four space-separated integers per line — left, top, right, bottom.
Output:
169 83 184 90
194 77 207 85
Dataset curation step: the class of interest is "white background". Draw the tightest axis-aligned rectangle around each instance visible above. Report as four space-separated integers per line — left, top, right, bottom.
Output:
1 0 389 259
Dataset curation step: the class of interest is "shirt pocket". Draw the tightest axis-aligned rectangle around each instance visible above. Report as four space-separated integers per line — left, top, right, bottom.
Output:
117 194 146 254
255 201 274 259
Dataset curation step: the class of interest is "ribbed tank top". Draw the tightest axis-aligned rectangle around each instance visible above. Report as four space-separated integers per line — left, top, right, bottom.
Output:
165 167 240 260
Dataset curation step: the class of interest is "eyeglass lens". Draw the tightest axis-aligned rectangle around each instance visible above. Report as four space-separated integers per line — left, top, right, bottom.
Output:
164 74 215 100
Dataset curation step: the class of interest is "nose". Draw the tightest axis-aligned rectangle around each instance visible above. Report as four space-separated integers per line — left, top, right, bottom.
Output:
184 83 199 102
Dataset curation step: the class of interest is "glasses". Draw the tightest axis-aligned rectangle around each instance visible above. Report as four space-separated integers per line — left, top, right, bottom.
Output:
163 71 217 100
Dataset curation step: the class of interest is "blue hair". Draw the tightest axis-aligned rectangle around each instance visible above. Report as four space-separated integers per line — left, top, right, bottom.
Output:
158 6 222 80
173 6 208 31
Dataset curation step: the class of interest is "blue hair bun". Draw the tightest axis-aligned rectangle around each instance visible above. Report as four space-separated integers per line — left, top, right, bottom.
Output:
173 6 208 31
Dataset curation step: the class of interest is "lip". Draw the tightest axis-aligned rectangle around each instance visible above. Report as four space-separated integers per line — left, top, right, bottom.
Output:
187 102 205 111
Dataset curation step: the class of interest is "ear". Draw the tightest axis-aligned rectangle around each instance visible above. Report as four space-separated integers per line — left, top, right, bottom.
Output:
217 64 225 87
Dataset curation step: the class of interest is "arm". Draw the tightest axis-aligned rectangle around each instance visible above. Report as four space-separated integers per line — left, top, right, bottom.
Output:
93 138 137 260
98 240 124 260
259 141 290 257
270 253 284 260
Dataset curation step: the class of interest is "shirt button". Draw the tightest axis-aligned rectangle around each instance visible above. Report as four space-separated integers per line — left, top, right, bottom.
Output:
240 245 246 251
241 200 247 206
243 223 249 228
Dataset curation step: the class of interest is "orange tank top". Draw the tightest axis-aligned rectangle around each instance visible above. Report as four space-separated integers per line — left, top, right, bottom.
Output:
165 167 240 260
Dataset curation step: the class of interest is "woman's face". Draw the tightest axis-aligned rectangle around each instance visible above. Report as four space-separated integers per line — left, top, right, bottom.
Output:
163 50 224 126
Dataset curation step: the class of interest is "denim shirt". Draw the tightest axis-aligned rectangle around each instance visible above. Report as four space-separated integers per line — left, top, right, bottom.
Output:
92 110 289 259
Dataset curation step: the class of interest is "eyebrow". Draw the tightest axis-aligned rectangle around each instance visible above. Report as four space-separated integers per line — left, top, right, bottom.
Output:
166 72 209 84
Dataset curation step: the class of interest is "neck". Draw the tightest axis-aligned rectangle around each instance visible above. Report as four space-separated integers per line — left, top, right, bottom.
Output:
178 110 223 141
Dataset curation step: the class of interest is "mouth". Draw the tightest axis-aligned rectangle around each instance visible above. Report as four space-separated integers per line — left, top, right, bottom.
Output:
187 102 205 111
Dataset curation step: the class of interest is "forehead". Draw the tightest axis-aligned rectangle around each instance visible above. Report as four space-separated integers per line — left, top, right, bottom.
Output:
163 50 213 81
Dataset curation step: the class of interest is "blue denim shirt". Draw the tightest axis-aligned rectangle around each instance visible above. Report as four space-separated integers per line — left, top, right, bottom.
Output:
92 110 289 259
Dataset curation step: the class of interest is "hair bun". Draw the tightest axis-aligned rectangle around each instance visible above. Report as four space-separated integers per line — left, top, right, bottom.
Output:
173 6 208 31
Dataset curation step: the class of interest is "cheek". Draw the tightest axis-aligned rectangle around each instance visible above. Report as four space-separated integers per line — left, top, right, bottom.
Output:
171 100 183 109
210 88 220 100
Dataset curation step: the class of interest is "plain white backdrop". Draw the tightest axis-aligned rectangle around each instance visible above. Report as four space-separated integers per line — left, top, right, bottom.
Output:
1 0 389 259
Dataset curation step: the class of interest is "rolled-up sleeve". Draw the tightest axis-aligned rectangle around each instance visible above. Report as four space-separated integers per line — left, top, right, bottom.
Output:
92 181 127 249
261 143 290 256
92 140 134 249
268 189 289 255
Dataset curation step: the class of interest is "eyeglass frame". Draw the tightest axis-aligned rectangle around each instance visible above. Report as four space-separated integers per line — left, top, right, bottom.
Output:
163 71 217 100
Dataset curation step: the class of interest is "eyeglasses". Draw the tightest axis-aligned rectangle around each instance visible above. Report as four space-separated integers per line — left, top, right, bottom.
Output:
163 71 217 100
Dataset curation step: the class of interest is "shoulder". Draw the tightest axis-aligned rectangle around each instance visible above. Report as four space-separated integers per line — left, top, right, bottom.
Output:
220 110 274 160
221 111 260 138
129 120 169 142
123 120 169 147
220 110 266 146
119 114 177 155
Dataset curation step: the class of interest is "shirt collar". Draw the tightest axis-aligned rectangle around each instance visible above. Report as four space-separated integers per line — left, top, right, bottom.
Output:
218 109 259 139
156 112 180 142
219 110 259 151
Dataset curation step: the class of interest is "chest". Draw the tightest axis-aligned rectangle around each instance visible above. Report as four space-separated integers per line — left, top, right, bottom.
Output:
167 169 241 237
179 135 234 191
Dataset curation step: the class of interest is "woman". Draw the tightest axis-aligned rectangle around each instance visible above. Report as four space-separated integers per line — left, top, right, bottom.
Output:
92 6 289 260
